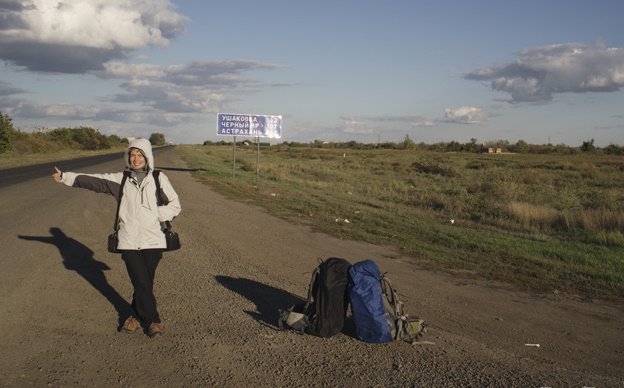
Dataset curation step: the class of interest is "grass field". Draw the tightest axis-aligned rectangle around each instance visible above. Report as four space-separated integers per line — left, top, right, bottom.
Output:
177 144 624 302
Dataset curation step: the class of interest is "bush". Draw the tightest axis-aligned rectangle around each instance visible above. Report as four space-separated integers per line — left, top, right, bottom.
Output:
11 136 61 154
44 126 111 150
605 143 624 155
0 112 16 153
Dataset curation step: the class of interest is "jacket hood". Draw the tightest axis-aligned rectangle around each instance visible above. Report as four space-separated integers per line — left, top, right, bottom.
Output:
125 138 154 172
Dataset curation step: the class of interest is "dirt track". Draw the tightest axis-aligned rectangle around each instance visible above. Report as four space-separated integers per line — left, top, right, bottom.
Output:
1 147 622 387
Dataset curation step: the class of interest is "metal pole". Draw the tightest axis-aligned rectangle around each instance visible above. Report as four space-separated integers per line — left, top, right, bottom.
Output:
256 136 260 182
232 136 236 179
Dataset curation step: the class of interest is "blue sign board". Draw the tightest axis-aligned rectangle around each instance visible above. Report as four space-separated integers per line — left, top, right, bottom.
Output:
217 113 282 138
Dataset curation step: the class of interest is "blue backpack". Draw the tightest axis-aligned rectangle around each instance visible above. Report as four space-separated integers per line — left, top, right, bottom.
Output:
348 260 427 344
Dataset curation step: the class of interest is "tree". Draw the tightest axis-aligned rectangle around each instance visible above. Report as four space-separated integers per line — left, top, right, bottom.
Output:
580 139 596 152
0 111 16 153
150 133 166 146
71 126 110 150
446 141 462 152
403 135 416 150
604 143 624 155
107 134 122 143
509 139 530 153
462 138 480 153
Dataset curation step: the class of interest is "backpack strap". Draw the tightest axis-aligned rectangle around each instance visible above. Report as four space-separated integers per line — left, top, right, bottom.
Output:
380 274 407 340
304 266 321 311
380 274 428 343
278 259 324 333
380 275 404 316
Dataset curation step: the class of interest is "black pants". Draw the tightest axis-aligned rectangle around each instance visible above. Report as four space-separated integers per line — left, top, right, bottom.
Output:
121 249 163 324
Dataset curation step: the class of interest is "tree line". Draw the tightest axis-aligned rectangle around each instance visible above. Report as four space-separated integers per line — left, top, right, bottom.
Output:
0 112 167 154
2 110 621 156
205 135 624 155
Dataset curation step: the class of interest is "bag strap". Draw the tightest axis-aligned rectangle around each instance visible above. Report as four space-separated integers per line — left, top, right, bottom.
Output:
304 266 321 311
380 275 403 316
303 258 324 311
381 274 407 340
152 170 173 230
153 170 164 204
380 274 427 342
112 172 129 232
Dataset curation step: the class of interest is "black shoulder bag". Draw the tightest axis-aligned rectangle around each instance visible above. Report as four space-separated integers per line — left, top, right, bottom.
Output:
153 170 181 251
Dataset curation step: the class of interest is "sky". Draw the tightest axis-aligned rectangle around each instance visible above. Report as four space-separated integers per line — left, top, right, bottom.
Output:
0 0 623 146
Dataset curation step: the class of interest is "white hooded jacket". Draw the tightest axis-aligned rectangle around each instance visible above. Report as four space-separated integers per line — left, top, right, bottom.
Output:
59 139 181 250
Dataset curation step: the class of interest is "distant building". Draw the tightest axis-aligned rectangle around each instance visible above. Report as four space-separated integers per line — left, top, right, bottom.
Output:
480 145 503 154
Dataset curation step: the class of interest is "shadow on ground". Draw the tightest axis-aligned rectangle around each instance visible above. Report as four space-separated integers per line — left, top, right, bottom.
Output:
215 276 303 328
18 227 132 327
215 275 358 338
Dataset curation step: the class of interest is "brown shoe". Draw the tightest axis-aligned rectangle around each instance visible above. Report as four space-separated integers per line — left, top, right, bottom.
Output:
148 323 163 338
120 316 140 334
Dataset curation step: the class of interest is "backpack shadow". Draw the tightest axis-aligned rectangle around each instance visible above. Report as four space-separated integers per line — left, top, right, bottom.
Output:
215 276 304 328
342 311 358 339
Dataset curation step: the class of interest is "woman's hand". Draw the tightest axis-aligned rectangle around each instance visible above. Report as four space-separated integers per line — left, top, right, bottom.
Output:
53 167 62 183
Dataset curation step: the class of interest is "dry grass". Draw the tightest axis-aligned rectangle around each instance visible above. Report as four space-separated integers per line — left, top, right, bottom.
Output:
177 144 624 301
507 201 560 226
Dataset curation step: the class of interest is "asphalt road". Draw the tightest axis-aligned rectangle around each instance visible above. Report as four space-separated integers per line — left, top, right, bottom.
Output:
0 146 175 188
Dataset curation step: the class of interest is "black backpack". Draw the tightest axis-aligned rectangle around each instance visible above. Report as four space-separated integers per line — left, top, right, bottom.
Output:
278 257 351 338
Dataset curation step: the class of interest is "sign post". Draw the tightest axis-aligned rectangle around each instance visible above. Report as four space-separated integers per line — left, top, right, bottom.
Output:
232 136 236 178
217 113 282 181
256 136 260 182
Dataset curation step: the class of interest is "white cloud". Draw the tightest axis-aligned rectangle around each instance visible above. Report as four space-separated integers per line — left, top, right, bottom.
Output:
0 57 290 125
410 121 436 128
343 119 374 135
111 79 229 113
0 0 188 72
466 41 624 103
95 60 286 88
95 60 288 114
0 79 26 95
345 107 488 130
1 94 195 127
442 107 489 124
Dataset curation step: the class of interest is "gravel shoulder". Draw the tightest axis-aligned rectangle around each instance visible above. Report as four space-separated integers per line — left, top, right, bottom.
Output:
1 147 622 387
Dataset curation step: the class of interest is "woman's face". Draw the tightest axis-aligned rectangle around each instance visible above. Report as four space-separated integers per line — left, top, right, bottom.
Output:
129 148 146 170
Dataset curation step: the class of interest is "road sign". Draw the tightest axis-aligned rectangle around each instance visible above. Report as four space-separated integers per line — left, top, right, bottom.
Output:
217 113 282 138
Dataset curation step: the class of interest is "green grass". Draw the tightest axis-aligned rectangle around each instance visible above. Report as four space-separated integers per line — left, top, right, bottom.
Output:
178 144 624 302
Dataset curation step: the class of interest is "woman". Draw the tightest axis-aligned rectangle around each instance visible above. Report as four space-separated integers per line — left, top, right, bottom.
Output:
53 138 181 338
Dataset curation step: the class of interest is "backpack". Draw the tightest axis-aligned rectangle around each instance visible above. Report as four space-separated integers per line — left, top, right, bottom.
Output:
278 257 351 338
348 260 427 344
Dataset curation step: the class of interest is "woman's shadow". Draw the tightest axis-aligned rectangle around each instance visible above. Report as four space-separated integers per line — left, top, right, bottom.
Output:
19 227 132 327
